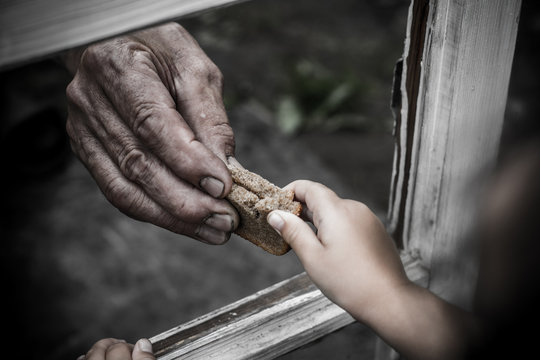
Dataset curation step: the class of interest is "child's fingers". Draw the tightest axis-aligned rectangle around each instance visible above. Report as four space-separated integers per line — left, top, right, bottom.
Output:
84 338 127 360
104 342 133 359
284 180 341 228
132 338 156 360
267 210 322 258
285 180 330 204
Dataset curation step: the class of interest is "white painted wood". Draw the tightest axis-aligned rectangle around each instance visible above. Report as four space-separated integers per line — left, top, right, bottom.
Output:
380 1 521 358
159 291 349 360
403 0 520 308
0 0 245 69
150 252 428 360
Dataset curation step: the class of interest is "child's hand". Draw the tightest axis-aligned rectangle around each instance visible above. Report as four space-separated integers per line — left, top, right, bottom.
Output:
267 180 477 359
267 180 408 322
78 338 155 360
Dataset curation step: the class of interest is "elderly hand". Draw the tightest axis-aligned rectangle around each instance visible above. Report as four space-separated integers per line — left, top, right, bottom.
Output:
64 23 238 244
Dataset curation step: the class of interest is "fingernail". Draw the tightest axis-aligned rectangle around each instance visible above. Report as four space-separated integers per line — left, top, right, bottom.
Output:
205 214 235 232
196 225 230 245
200 177 225 198
136 338 153 353
76 356 85 360
267 212 284 235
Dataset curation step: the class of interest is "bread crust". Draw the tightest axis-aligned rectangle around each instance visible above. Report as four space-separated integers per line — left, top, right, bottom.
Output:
226 163 302 255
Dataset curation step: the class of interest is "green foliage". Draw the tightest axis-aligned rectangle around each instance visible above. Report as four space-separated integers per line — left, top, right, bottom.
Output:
275 59 370 135
276 96 303 135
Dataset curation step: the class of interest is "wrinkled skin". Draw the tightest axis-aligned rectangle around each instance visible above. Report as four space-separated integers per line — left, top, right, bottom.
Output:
64 23 239 244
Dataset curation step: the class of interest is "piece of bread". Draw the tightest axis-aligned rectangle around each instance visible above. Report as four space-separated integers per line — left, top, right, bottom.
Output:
226 163 302 255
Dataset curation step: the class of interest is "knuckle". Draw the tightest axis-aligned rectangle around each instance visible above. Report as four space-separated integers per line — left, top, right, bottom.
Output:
188 59 223 87
124 42 153 67
207 64 224 89
121 192 147 219
211 121 234 138
189 59 210 78
283 221 301 243
80 43 109 72
343 200 372 220
102 176 131 209
102 176 146 219
319 183 338 198
83 39 151 75
162 21 184 34
172 195 215 224
132 102 162 139
65 78 86 109
353 200 370 215
83 40 124 66
119 147 154 185
65 80 78 103
204 121 235 150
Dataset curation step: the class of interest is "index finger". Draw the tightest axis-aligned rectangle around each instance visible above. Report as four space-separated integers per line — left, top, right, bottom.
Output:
149 23 234 160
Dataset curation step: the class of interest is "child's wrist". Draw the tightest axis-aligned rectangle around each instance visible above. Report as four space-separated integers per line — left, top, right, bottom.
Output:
349 278 416 327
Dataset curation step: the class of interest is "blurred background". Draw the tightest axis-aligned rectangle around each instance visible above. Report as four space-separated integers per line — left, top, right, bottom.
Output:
0 0 538 359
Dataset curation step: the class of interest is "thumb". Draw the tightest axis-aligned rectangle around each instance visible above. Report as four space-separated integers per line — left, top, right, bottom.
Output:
132 338 155 360
267 210 322 258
